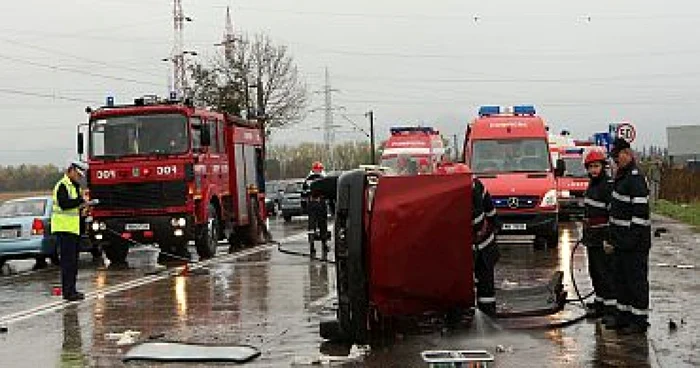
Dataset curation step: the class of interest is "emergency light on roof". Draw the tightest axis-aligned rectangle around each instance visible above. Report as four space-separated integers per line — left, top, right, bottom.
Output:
478 105 536 116
390 127 436 135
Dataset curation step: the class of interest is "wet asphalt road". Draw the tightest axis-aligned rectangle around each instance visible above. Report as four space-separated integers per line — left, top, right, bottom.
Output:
0 215 698 367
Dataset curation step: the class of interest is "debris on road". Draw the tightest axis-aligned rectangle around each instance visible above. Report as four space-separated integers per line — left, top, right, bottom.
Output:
0 326 7 334
496 345 514 354
669 319 678 332
105 330 142 346
122 342 261 363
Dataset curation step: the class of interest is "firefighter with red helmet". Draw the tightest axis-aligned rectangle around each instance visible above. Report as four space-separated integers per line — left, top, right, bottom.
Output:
582 148 616 322
303 161 330 256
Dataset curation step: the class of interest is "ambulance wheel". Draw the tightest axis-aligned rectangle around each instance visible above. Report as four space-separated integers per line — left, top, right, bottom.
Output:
104 241 128 266
195 204 219 260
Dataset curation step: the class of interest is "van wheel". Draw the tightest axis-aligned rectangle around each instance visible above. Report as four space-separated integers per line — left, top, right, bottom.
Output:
195 204 219 260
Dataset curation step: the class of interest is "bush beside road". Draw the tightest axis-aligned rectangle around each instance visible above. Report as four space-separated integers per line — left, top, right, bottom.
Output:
653 200 700 231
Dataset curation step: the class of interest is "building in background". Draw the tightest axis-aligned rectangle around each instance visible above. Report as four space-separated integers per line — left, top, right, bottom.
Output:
667 125 700 168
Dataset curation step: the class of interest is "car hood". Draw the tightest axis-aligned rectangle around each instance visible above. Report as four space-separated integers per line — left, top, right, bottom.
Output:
477 173 556 197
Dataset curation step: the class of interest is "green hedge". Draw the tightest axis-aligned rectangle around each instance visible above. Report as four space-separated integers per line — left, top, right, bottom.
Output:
653 200 700 231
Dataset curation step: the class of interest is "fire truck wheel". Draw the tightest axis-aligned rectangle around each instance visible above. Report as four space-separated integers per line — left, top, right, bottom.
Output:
104 241 128 265
196 204 219 260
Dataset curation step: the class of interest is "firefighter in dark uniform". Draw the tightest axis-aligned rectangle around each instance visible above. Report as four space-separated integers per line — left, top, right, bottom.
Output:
473 177 500 316
51 161 88 302
303 162 329 256
581 148 616 322
607 138 652 334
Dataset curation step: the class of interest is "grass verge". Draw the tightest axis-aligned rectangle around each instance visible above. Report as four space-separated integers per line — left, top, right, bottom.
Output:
653 199 700 231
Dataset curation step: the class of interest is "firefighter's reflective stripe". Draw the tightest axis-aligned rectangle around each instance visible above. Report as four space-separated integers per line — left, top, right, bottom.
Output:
631 217 651 227
610 217 631 227
486 208 496 217
51 175 81 235
612 191 632 203
474 233 495 251
589 223 609 229
472 212 485 226
632 196 649 204
603 299 617 306
477 297 496 303
584 198 607 209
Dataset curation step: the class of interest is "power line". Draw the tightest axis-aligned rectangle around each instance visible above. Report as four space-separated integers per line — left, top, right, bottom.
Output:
0 37 164 78
0 88 95 104
0 53 162 87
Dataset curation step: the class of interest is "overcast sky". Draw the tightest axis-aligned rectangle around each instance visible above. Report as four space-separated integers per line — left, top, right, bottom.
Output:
1 0 698 165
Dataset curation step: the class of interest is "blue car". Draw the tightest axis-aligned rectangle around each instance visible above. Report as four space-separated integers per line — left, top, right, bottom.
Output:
0 196 99 269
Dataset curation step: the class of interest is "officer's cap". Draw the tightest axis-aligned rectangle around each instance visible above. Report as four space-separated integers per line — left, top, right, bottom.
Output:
68 160 88 176
610 138 631 157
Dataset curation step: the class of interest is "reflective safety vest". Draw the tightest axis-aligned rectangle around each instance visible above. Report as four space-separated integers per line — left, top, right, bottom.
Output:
51 175 81 235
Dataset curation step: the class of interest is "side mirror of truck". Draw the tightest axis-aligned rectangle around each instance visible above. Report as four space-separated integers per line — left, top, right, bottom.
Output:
554 158 566 177
77 132 85 156
200 125 211 147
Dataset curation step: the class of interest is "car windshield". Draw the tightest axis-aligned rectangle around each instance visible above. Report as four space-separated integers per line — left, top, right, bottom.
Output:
90 113 188 158
0 199 47 218
285 182 304 193
562 157 587 177
471 139 551 173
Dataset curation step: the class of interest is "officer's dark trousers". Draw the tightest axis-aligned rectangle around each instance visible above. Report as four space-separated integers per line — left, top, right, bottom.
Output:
615 249 650 326
58 232 80 296
475 243 499 312
586 246 616 312
307 200 328 242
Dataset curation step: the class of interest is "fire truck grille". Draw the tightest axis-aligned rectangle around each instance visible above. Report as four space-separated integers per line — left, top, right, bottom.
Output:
91 181 187 210
492 196 540 209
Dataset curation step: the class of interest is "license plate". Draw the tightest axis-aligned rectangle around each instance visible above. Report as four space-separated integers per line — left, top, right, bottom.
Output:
0 229 18 239
503 223 527 231
125 223 150 231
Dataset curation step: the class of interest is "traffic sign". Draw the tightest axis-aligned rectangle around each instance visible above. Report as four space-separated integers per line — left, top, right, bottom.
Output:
616 123 636 143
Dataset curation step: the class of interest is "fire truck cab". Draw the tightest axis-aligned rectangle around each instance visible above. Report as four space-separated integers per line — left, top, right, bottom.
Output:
464 105 564 249
80 95 266 265
379 127 446 175
553 146 589 218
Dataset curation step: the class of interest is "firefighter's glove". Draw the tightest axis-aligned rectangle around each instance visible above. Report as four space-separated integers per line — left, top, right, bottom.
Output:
603 242 614 255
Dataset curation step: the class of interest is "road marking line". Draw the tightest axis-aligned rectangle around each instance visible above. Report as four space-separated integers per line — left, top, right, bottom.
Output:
0 231 308 326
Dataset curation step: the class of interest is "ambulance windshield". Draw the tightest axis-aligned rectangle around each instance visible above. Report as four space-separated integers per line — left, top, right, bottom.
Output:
471 139 550 173
90 113 188 158
380 154 429 175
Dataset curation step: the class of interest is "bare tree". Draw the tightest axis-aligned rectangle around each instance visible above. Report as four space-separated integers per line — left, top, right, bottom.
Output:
189 33 308 133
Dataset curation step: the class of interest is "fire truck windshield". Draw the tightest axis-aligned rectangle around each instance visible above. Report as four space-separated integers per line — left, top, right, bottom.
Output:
562 157 587 177
471 139 550 173
380 154 431 175
90 113 188 158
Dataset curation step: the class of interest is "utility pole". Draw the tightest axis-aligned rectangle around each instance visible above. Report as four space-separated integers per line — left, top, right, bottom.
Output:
365 110 376 164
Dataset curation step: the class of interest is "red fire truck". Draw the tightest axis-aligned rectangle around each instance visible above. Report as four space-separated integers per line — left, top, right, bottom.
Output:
79 95 266 265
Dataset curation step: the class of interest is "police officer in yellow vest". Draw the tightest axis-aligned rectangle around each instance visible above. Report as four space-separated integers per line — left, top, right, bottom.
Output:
51 161 88 301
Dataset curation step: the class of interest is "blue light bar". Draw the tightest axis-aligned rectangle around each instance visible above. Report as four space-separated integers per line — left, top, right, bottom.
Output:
513 105 536 115
478 106 500 116
390 127 435 135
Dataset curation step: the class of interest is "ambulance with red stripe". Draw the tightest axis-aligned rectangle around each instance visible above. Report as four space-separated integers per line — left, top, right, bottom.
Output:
464 105 564 249
379 127 446 175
